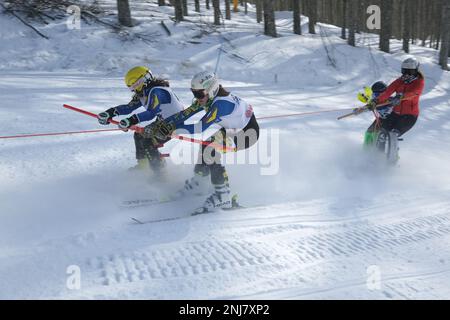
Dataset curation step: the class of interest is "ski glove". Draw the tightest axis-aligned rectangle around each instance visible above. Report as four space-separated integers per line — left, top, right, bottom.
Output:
367 100 378 111
143 121 158 139
353 107 366 115
144 120 175 141
98 108 118 125
156 120 175 141
118 114 139 130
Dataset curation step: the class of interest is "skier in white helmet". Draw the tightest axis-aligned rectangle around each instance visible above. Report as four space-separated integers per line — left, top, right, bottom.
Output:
149 71 260 212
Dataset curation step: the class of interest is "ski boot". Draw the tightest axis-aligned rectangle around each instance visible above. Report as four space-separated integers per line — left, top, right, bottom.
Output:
174 173 209 199
195 183 232 214
128 158 150 171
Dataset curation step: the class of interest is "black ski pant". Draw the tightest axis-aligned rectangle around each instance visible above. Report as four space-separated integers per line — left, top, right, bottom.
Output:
367 113 418 137
194 114 260 185
134 132 170 171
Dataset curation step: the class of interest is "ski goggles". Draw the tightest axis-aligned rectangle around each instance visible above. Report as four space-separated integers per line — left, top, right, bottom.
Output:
401 68 417 76
128 77 146 93
191 89 207 99
401 73 418 83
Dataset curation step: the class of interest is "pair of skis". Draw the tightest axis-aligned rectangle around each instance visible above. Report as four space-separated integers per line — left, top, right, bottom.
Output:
124 194 244 225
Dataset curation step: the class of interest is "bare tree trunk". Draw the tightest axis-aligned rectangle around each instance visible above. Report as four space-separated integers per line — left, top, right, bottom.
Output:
245 1 248 14
357 0 365 33
341 0 347 39
213 0 221 25
293 0 301 35
348 0 356 46
117 0 133 27
174 0 183 21
435 0 443 50
439 2 450 70
195 0 200 12
379 0 393 53
225 0 231 19
410 0 417 44
263 0 277 37
402 0 411 53
182 0 188 16
256 0 263 23
206 0 210 10
307 0 316 34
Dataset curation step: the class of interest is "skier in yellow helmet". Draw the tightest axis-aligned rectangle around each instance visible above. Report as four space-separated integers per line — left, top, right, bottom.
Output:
97 66 184 173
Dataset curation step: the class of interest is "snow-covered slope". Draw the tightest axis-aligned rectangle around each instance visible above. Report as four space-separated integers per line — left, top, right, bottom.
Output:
1 1 450 299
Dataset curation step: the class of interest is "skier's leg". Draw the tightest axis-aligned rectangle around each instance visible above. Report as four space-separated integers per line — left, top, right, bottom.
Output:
203 129 226 185
180 131 225 195
202 163 231 210
144 138 167 174
233 114 260 151
381 113 398 131
130 132 150 170
199 130 232 210
181 163 210 195
395 115 418 136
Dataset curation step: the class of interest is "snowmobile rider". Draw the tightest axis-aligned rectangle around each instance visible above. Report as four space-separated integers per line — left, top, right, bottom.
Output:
362 81 395 145
147 71 260 211
97 66 184 173
365 57 425 141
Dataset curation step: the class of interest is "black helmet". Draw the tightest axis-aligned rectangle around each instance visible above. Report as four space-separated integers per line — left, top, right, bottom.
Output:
371 81 387 94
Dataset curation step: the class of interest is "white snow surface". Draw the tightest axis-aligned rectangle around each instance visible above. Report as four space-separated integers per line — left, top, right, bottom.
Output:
1 1 450 299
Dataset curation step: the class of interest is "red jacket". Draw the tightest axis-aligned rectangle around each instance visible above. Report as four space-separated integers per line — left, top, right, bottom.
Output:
377 75 425 117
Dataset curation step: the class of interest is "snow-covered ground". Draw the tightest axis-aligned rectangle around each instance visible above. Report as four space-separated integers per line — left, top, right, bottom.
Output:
1 1 450 299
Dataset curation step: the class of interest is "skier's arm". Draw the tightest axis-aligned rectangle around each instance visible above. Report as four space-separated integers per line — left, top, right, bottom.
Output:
114 95 142 115
135 88 171 122
376 79 401 104
401 77 425 101
164 100 206 126
176 100 235 134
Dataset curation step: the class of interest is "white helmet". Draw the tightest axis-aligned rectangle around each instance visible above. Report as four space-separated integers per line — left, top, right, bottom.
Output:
191 71 220 98
401 57 420 83
401 57 420 71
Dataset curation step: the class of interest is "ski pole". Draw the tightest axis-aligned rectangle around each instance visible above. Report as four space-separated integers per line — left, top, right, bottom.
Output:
172 134 237 153
63 104 144 133
337 101 394 120
63 104 236 153
259 108 351 120
0 128 122 139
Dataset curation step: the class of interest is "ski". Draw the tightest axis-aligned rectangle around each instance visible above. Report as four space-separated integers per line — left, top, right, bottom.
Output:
130 206 246 225
191 203 245 216
120 195 176 209
130 215 190 224
121 192 208 209
130 195 245 224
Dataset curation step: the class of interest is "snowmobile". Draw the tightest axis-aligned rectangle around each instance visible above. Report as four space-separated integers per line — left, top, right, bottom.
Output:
339 84 402 165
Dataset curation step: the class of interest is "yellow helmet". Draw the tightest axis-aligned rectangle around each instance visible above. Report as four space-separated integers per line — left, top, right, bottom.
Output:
124 66 154 93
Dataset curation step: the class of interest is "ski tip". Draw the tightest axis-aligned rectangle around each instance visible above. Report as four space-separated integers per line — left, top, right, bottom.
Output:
131 217 144 224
